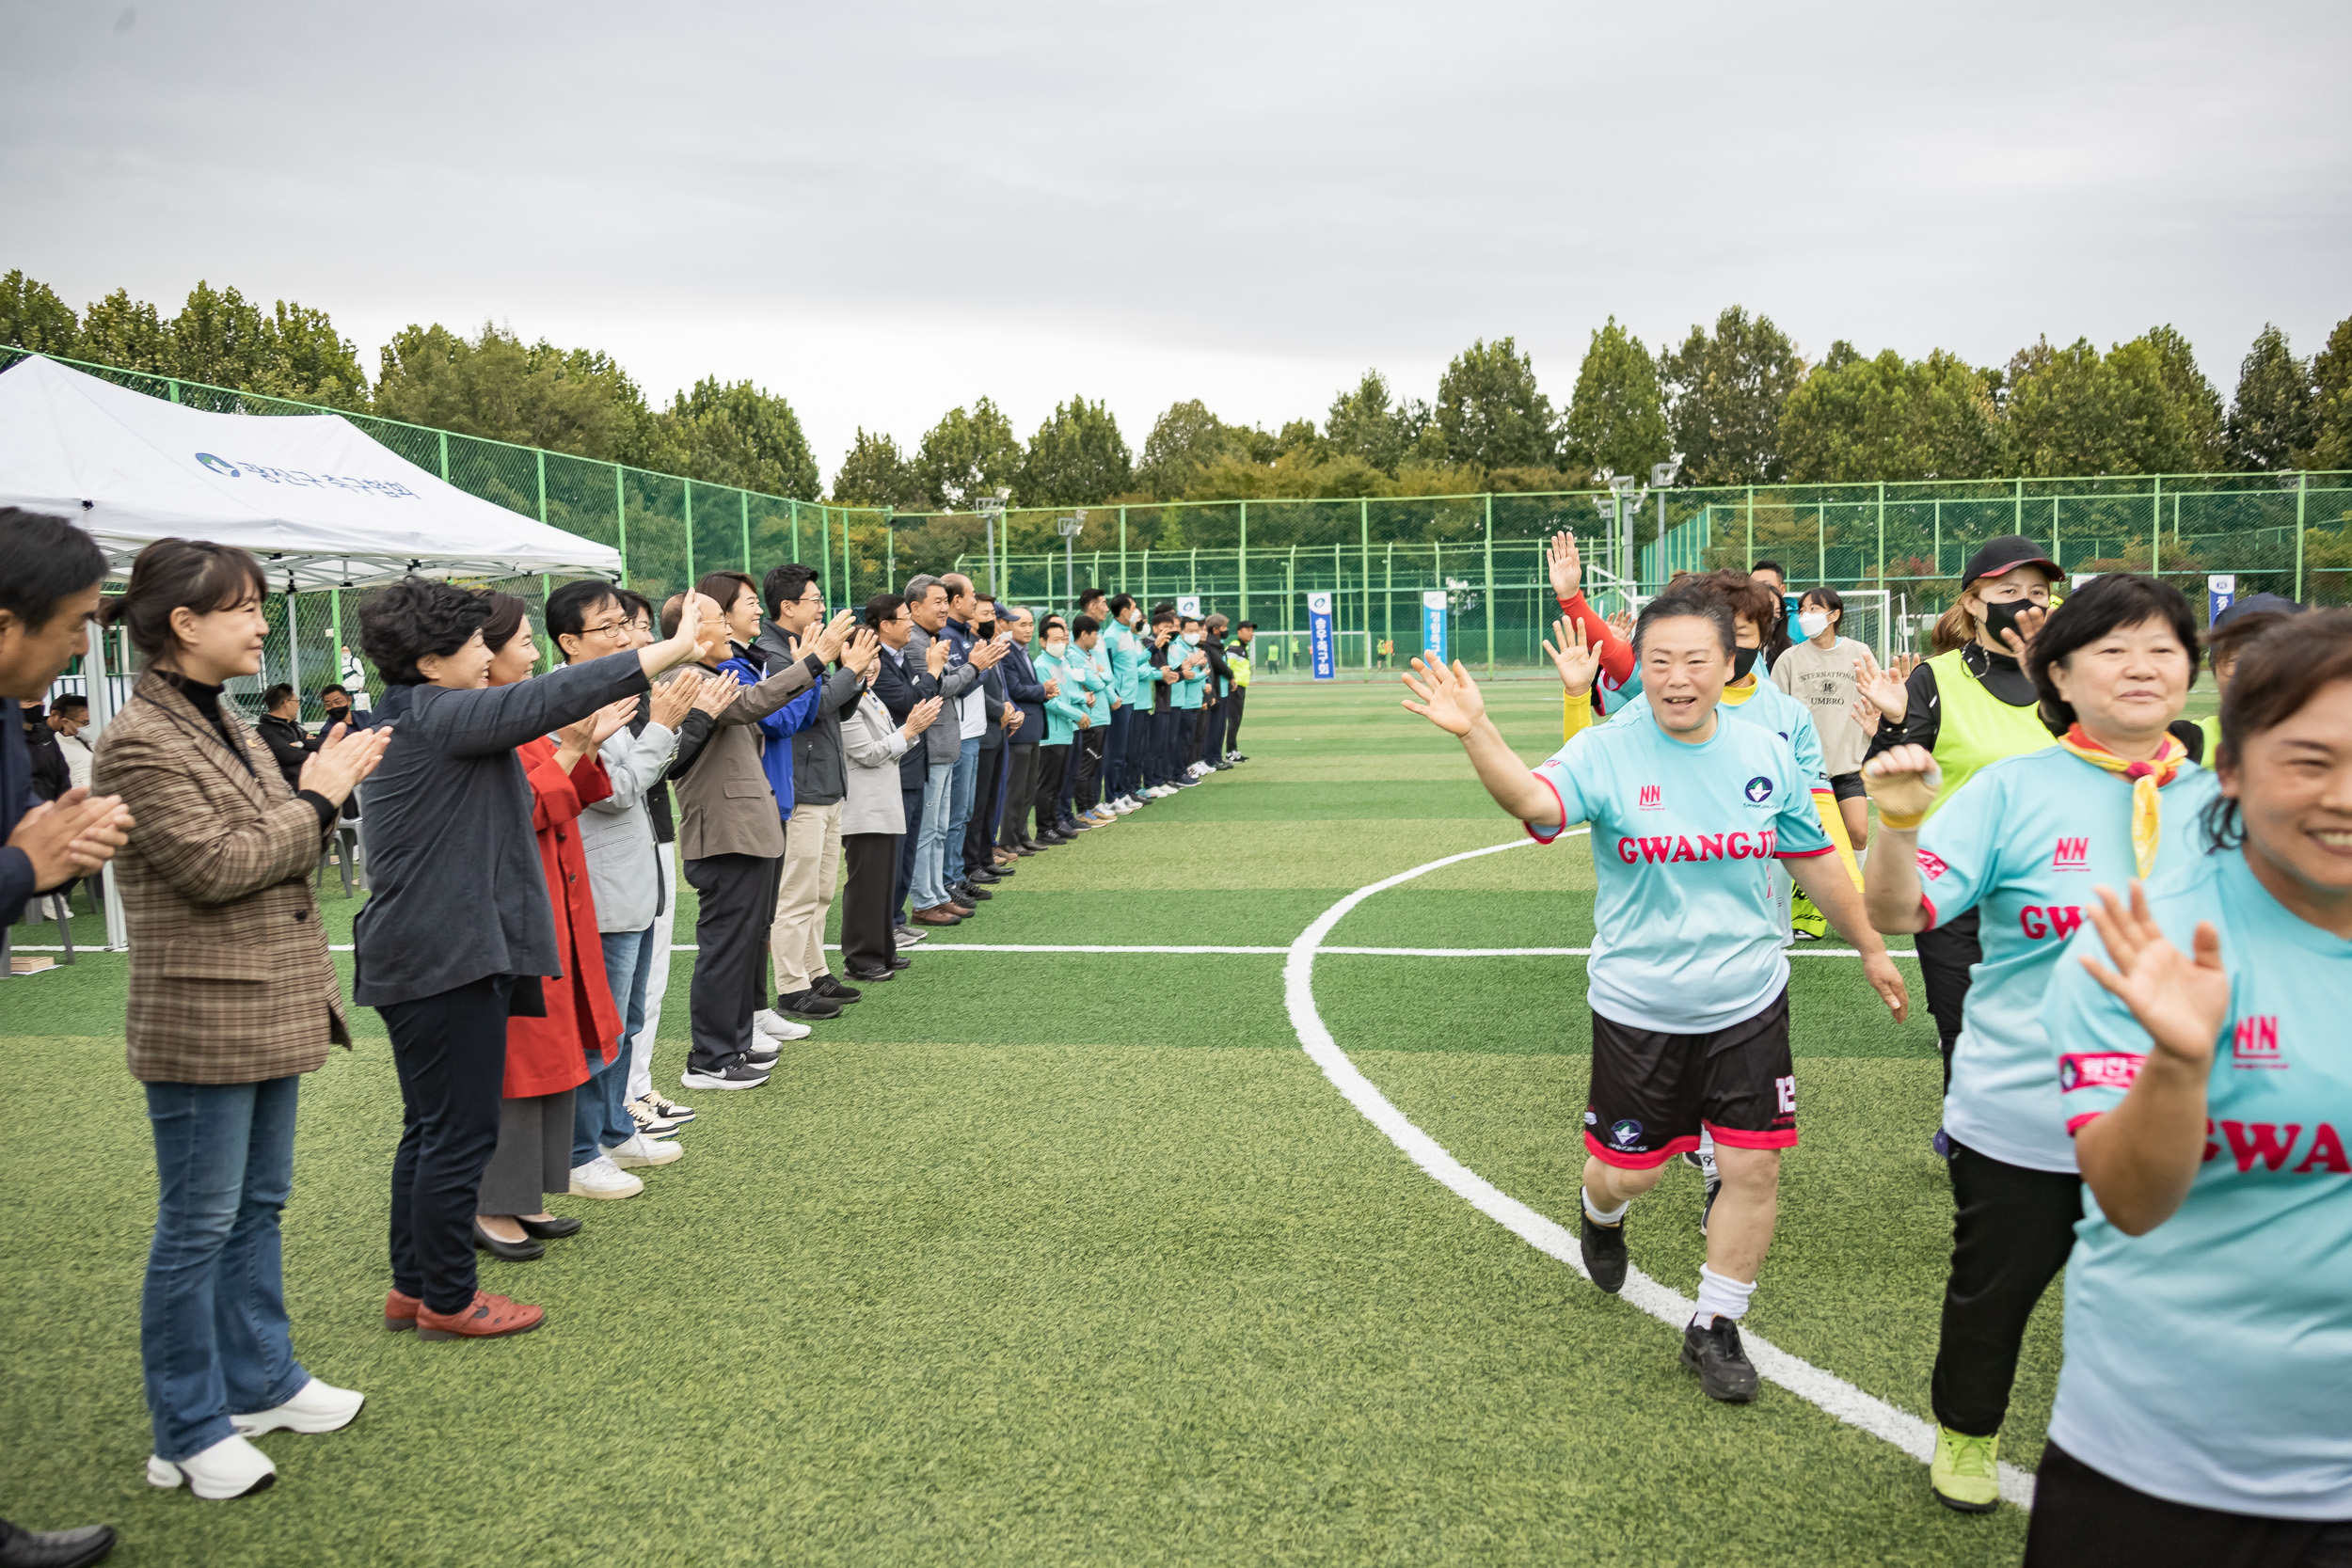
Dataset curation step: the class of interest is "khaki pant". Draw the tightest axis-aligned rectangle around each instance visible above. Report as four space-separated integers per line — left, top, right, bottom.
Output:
770 799 843 995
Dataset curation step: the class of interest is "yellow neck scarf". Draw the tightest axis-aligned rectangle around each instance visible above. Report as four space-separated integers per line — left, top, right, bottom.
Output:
2056 722 2186 878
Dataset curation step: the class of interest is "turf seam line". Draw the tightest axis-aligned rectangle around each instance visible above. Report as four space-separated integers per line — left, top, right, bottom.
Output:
1283 830 2036 1512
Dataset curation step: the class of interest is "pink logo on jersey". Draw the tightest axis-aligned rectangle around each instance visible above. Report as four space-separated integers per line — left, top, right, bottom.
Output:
1614 830 1779 864
1638 784 1662 811
2052 836 2090 871
2232 1015 2285 1070
2058 1052 2144 1092
1915 849 1948 880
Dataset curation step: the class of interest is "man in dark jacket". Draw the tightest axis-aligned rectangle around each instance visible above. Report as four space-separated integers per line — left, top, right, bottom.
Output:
867 591 942 937
256 683 319 794
961 612 1015 889
22 703 70 802
996 608 1047 856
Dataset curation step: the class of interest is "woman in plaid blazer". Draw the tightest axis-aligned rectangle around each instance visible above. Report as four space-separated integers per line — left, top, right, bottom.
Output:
92 540 389 1502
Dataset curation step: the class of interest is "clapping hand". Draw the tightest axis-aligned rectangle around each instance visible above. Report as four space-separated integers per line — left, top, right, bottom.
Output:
1542 615 1601 697
8 787 135 887
970 635 1009 670
1851 649 1908 727
692 671 744 717
650 670 703 731
2078 882 2229 1070
811 609 858 664
925 635 951 676
296 721 394 807
842 627 881 675
1400 655 1487 737
904 695 946 739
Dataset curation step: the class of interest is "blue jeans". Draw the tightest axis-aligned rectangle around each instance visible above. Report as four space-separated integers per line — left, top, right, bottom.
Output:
142 1075 309 1463
911 759 955 909
578 926 655 1164
943 736 979 884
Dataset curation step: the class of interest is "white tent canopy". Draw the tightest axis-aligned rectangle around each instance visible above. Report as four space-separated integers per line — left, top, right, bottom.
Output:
0 354 623 589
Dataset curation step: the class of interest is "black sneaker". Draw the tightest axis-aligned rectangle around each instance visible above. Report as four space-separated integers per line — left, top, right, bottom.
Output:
680 1058 770 1092
813 974 862 1004
743 1046 781 1071
886 955 913 971
843 965 895 984
1580 1212 1629 1294
777 989 843 1021
956 882 993 902
1681 1315 1760 1402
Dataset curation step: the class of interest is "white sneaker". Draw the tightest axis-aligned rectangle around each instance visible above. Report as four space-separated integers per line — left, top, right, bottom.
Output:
567 1155 644 1199
230 1376 364 1437
603 1132 684 1168
148 1433 276 1499
754 1008 813 1041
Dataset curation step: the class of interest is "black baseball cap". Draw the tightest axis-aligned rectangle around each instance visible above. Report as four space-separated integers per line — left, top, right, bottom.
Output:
1960 535 2061 589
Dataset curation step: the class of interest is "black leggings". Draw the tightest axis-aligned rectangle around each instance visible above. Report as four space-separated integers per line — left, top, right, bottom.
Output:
1915 906 1982 1091
1932 1138 2081 1436
380 974 515 1314
2026 1442 2352 1568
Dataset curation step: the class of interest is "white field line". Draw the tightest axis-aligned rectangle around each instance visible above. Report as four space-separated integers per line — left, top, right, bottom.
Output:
11 943 1922 957
1279 830 2034 1511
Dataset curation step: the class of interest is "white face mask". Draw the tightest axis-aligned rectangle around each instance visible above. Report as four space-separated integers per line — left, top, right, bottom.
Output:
1798 610 1832 640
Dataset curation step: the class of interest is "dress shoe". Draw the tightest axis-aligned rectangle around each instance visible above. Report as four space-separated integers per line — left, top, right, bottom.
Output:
844 965 896 984
416 1290 545 1340
230 1376 366 1437
0 1519 116 1568
968 867 1001 884
147 1434 275 1500
472 1220 547 1261
384 1289 421 1331
813 974 862 1003
517 1214 583 1240
912 906 961 927
956 882 993 902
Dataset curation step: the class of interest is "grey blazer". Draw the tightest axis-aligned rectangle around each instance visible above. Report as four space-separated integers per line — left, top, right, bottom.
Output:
580 718 678 932
839 691 913 836
672 651 823 862
903 624 978 767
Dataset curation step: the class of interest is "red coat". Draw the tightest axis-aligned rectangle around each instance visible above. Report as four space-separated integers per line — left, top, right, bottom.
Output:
502 736 621 1100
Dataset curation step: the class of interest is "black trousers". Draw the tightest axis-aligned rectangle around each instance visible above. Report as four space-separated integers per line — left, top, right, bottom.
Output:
381 973 514 1314
1073 726 1105 812
1035 743 1070 836
839 832 900 975
1120 706 1150 788
999 744 1040 847
1184 705 1211 768
1932 1138 2083 1436
2026 1441 2352 1568
1221 687 1247 756
964 741 1005 874
683 851 782 1072
894 782 925 923
1915 906 1982 1090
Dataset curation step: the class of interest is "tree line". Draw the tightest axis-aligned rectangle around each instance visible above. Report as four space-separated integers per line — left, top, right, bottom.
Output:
7 271 2346 528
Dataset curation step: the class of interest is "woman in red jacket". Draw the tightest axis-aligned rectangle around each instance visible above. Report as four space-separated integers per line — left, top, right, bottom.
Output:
469 594 643 1263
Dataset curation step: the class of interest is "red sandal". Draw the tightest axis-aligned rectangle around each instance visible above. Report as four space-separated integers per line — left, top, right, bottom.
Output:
415 1291 545 1340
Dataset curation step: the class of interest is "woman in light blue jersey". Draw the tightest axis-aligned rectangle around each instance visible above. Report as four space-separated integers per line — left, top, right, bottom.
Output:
1406 586 1908 1407
2029 610 2352 1565
1862 574 2212 1513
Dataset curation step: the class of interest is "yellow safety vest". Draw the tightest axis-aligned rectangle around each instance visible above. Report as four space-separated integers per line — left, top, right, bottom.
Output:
1924 647 2056 817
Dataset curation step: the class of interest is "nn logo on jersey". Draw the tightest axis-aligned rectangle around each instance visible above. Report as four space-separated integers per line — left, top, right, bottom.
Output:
2232 1015 2285 1070
2053 836 2090 871
1638 784 1663 811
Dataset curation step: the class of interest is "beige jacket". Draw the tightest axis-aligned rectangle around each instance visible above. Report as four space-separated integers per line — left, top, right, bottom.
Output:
672 650 821 861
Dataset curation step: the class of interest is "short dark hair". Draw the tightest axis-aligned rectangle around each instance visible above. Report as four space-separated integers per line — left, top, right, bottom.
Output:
1799 585 1845 626
1633 588 1735 658
1690 569 1784 633
0 509 109 632
1150 601 1176 621
618 590 654 624
2203 609 2352 849
52 692 87 716
1078 587 1107 609
2026 573 2197 734
103 538 269 671
360 576 490 687
2207 608 2294 673
695 571 758 620
472 590 532 655
545 578 623 652
1752 560 1787 580
863 593 907 631
1073 613 1101 637
763 562 819 621
320 683 348 700
1237 620 1257 631
262 683 295 710
1041 614 1068 636
1107 593 1136 618
1181 614 1202 629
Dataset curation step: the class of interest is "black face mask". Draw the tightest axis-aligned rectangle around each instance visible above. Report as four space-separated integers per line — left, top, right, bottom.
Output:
1982 597 2035 649
1731 645 1760 680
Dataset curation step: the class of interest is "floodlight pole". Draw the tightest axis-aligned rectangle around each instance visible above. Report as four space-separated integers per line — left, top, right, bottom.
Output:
1057 513 1085 608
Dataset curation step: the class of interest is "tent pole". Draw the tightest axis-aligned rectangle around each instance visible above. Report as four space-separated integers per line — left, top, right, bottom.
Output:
83 624 128 950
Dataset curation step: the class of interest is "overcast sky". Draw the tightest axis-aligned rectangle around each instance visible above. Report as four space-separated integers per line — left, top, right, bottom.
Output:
4 0 2346 483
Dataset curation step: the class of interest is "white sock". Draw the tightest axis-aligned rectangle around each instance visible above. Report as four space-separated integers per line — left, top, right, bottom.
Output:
1581 1185 1629 1226
1692 1265 1756 1327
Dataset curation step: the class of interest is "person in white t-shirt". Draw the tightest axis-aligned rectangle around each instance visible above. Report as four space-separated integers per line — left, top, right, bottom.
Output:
1772 586 1874 852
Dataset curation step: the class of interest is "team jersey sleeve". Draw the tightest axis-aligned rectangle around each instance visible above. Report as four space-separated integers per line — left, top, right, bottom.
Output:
1770 759 1835 859
1527 734 1599 845
1553 591 1636 687
1789 705 1863 888
1908 771 2000 929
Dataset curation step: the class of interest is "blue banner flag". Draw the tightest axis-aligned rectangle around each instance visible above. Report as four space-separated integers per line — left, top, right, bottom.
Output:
1309 592 1336 680
1422 589 1449 666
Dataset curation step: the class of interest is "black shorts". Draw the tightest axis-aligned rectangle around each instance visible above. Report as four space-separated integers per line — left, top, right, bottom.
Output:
2025 1441 2352 1568
1828 770 1867 802
1584 987 1797 1168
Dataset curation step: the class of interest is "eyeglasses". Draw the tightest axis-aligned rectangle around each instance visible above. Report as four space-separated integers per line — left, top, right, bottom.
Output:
576 619 630 640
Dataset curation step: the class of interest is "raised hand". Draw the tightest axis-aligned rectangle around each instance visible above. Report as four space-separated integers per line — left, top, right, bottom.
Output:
841 626 881 675
650 670 702 731
970 636 1009 670
904 695 946 739
1547 530 1583 602
1852 649 1908 724
925 635 951 676
1860 742 1942 824
811 609 858 664
692 672 745 717
1605 609 1635 639
1997 604 2048 661
1542 614 1600 697
295 721 394 807
2078 883 2230 1069
1400 656 1487 737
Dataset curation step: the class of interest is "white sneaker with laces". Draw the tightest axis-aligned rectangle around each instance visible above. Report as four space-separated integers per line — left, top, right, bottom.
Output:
148 1433 276 1499
754 1008 813 1041
626 1096 678 1136
603 1132 684 1168
230 1376 365 1438
567 1154 644 1198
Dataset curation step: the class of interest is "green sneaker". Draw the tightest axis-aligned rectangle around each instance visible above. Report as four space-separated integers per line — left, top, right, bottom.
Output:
1930 1425 2001 1513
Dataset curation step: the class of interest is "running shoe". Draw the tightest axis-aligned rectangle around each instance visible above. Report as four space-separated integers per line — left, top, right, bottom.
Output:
626 1097 678 1137
645 1091 694 1123
1931 1425 2002 1513
1680 1315 1759 1402
1579 1212 1628 1294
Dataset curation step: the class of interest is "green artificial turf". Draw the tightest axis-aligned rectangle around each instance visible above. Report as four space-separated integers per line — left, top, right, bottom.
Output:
0 673 2040 1565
